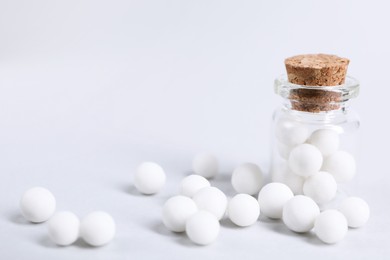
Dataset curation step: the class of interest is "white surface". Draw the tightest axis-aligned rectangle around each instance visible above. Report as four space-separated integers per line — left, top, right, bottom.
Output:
0 0 390 259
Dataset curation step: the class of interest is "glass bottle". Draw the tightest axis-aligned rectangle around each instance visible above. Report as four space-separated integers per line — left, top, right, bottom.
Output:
270 74 360 206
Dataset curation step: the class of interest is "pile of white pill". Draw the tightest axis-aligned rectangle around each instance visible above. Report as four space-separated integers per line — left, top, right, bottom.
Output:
132 151 369 245
274 117 357 197
18 146 369 248
19 187 116 247
155 155 263 245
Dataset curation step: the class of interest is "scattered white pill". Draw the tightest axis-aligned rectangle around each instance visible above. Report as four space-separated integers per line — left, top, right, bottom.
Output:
288 144 323 177
322 151 356 183
231 163 264 195
275 118 310 147
193 187 227 220
192 153 218 179
162 196 198 232
258 183 294 219
47 211 80 246
309 129 340 157
339 197 370 228
134 162 166 194
228 194 260 227
185 210 220 246
283 195 320 233
303 171 337 204
179 175 210 197
80 211 116 247
20 187 56 223
314 209 348 244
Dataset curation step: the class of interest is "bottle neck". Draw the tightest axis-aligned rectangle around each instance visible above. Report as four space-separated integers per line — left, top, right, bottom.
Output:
282 102 350 124
274 75 359 121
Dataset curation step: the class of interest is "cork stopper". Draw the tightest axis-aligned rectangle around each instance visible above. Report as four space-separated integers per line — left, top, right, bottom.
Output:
285 54 349 86
284 54 350 112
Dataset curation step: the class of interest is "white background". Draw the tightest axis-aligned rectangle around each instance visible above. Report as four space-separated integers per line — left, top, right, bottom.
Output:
1 0 389 259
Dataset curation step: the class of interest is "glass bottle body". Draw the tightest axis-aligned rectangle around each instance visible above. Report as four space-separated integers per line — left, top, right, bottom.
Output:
270 75 360 206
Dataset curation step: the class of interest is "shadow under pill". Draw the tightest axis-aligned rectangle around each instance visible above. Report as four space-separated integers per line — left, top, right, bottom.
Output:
117 183 145 197
175 236 200 248
39 236 58 248
219 218 241 229
7 211 33 226
304 232 328 246
73 238 95 248
150 221 181 238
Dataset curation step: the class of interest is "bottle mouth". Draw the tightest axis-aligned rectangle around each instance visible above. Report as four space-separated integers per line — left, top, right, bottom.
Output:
274 75 360 113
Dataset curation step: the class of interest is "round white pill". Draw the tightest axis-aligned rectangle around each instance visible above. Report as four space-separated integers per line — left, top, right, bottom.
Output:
162 196 198 232
322 151 356 183
275 118 310 147
258 183 294 219
303 171 337 204
185 210 220 246
309 129 340 157
339 197 370 228
179 175 210 197
20 187 56 223
228 194 260 227
288 144 323 177
283 195 320 233
231 163 264 195
134 162 166 194
192 153 218 179
47 211 80 246
80 211 116 247
193 187 227 220
314 209 348 244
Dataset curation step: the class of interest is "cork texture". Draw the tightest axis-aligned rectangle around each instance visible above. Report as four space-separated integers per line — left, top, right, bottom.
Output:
285 54 349 86
284 54 349 112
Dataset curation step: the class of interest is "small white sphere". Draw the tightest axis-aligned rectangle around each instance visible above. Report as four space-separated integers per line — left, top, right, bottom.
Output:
162 196 198 232
179 175 210 197
192 153 218 179
80 211 116 247
258 183 294 219
322 151 356 183
185 210 220 246
339 197 370 228
282 195 320 233
309 129 340 157
231 163 264 195
193 187 227 220
288 144 323 177
134 162 166 194
303 171 337 204
20 187 56 223
47 211 80 246
228 194 260 227
314 210 348 244
275 118 310 147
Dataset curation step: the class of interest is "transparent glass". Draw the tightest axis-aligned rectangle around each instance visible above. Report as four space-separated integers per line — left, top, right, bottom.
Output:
270 75 360 208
